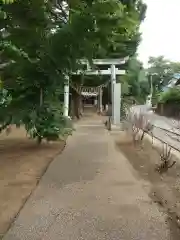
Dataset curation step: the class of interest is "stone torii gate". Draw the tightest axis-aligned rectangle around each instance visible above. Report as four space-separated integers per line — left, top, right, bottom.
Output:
64 58 127 125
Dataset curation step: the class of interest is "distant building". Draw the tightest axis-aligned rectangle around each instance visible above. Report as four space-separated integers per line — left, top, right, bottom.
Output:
162 73 180 92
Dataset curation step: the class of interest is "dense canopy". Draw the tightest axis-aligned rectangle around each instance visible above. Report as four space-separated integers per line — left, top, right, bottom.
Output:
0 0 146 141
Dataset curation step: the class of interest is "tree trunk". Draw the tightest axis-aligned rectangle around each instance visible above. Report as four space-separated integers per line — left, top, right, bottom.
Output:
71 89 81 119
0 116 12 134
79 96 83 116
37 135 42 144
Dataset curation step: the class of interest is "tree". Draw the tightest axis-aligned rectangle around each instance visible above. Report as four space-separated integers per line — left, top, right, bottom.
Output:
0 0 147 140
1 0 71 141
94 0 147 58
147 56 180 91
72 0 147 115
169 62 180 75
120 56 148 102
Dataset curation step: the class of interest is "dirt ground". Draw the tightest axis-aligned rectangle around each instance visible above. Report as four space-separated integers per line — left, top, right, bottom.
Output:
116 131 180 238
0 126 66 238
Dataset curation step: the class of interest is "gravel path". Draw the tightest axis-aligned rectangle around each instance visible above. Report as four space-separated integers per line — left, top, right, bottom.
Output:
3 117 172 240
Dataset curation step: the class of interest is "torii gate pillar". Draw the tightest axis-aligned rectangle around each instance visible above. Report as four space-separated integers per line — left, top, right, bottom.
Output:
111 64 121 125
98 88 103 113
64 76 69 117
67 58 127 120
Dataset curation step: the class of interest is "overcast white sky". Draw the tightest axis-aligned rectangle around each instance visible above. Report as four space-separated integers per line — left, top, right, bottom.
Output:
138 0 180 67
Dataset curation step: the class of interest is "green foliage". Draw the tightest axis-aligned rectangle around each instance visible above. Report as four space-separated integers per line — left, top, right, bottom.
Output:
121 56 149 102
25 104 73 143
158 87 180 104
102 0 147 58
1 0 14 3
0 0 147 142
147 56 180 91
121 78 129 95
0 87 13 132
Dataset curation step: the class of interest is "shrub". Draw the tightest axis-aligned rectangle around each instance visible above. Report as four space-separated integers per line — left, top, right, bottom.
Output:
24 104 73 144
158 87 180 104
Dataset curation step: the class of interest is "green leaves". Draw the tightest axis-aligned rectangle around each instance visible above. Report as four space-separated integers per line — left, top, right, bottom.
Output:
120 56 149 102
24 104 73 143
0 0 147 142
147 56 180 91
159 87 180 104
1 0 14 3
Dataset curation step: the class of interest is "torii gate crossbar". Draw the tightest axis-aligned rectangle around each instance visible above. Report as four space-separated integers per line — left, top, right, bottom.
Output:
64 58 127 125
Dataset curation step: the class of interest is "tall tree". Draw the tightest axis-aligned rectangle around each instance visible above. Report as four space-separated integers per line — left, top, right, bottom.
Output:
0 0 147 139
121 56 148 101
147 56 180 91
95 0 147 58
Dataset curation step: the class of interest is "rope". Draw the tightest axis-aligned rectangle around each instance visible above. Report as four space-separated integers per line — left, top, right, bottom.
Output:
69 78 110 96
